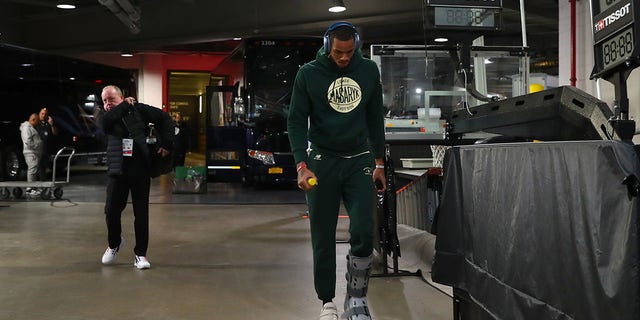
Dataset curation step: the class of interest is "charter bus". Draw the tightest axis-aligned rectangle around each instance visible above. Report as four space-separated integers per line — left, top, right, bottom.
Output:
0 43 134 180
206 37 322 185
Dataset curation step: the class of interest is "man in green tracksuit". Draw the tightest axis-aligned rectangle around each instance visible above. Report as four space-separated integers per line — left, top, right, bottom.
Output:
287 21 386 320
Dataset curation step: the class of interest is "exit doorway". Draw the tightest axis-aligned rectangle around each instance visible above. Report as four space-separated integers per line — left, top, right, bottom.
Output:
167 71 225 165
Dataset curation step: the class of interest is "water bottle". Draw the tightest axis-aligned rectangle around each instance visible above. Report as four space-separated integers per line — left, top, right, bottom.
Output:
146 123 157 144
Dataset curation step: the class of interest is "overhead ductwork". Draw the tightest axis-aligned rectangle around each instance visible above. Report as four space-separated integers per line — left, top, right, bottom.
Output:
98 0 141 34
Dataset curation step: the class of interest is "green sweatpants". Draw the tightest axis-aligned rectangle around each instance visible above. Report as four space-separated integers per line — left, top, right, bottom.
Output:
306 147 375 302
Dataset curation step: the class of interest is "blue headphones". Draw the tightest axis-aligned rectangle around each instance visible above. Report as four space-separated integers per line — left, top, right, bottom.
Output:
323 21 360 55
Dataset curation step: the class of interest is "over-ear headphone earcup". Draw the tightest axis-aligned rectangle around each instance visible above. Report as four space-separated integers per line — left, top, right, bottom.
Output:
323 33 331 55
323 21 359 55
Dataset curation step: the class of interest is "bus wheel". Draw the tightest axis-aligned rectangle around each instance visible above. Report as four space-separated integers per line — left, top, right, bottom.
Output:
241 171 254 187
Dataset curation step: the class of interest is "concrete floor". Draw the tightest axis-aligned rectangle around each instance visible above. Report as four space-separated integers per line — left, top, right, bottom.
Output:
0 172 453 320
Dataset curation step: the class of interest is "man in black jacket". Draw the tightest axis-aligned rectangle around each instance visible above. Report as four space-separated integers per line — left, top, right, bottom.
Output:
99 85 174 270
36 107 58 180
172 112 190 168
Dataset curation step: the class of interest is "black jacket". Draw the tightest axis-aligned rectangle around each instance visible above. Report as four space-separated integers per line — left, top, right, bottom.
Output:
100 102 174 177
174 121 190 154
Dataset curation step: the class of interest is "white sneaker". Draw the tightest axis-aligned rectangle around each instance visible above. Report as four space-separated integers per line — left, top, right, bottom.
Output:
319 302 338 320
101 237 124 265
134 255 151 269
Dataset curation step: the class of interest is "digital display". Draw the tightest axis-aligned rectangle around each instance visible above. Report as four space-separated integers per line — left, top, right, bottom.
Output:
432 7 500 30
590 0 639 78
599 26 634 69
428 0 501 8
596 0 624 15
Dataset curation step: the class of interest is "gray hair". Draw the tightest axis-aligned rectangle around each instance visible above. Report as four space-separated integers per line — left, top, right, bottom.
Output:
102 85 123 97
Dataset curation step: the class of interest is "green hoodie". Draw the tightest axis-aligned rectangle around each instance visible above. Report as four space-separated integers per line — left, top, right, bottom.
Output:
287 47 385 165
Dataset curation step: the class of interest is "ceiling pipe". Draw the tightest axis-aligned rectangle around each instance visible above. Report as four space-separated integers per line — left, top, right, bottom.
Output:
115 0 140 22
98 0 140 34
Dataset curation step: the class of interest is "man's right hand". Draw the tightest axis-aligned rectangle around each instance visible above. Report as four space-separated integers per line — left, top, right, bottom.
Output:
297 166 318 191
124 97 136 105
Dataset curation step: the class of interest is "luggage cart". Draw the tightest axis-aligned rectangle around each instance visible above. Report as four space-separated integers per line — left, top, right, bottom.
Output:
0 147 76 200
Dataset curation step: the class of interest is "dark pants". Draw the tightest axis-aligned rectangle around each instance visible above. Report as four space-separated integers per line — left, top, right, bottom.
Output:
306 148 375 302
173 152 186 168
104 157 151 256
38 152 49 181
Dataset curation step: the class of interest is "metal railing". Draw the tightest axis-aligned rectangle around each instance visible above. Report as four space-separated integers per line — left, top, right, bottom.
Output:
395 168 441 233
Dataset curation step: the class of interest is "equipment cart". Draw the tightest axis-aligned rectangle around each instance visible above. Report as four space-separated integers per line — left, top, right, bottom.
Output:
0 147 76 200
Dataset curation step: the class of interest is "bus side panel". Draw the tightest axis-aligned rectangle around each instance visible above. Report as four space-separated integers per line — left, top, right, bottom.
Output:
205 126 245 182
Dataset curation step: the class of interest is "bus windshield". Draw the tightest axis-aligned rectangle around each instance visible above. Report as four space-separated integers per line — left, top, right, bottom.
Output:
245 39 321 120
205 37 321 183
211 37 322 125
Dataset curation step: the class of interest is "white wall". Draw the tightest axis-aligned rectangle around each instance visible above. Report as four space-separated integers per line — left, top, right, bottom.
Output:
559 0 640 142
137 54 164 108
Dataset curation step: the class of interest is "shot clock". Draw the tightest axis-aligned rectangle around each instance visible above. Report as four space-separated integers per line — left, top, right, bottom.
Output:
591 0 640 78
424 0 502 32
599 26 633 70
590 0 638 140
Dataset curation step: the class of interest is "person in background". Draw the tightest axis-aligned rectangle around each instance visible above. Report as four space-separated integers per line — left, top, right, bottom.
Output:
172 113 190 168
287 21 386 320
36 107 58 180
99 85 174 270
20 113 44 195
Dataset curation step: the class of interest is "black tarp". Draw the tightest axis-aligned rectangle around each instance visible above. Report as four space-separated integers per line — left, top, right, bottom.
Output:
432 141 640 320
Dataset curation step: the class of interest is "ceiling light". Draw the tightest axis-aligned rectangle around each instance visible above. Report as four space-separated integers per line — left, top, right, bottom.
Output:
328 0 346 13
434 37 448 43
56 2 76 9
121 52 133 57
